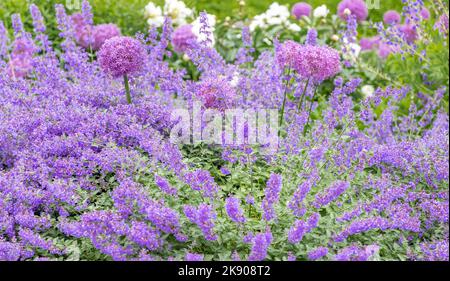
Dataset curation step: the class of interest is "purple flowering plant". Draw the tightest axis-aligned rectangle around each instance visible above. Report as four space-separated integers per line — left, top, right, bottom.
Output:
0 0 448 262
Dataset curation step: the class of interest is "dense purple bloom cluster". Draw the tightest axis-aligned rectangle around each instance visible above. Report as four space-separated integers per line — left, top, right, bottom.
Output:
262 174 282 221
337 0 368 22
172 24 196 53
291 2 312 19
0 1 448 262
313 181 350 208
225 197 246 224
384 10 402 25
98 36 146 78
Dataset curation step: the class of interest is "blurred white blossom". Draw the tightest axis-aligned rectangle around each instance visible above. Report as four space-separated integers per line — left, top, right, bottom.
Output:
313 5 329 18
144 2 164 27
361 85 375 98
164 0 193 26
144 0 192 27
249 3 296 32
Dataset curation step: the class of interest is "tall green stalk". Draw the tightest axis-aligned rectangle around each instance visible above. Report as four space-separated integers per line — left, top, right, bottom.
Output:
278 68 291 138
123 74 132 104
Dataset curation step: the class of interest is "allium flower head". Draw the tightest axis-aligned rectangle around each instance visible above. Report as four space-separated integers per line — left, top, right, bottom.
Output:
195 77 236 110
360 36 379 50
337 0 368 22
420 8 430 20
98 36 146 78
7 57 33 78
383 10 401 25
399 24 418 44
92 23 121 51
276 40 302 69
294 45 341 82
172 24 196 53
291 2 312 19
435 14 449 37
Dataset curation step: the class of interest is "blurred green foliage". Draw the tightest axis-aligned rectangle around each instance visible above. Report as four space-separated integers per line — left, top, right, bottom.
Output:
1 0 404 39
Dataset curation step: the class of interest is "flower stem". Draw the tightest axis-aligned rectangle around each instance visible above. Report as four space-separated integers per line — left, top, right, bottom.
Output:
297 78 310 113
303 87 317 136
123 74 132 104
278 68 291 138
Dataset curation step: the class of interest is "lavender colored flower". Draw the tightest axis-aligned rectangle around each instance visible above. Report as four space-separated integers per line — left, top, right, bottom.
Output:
194 77 236 110
172 24 196 53
225 196 246 223
196 203 217 241
262 173 282 221
294 45 341 82
288 219 308 244
291 2 312 19
337 0 368 22
91 24 121 51
305 28 317 46
155 174 177 196
360 36 379 50
383 10 401 25
248 231 272 261
313 180 350 208
420 8 430 20
185 252 204 261
184 169 220 199
308 247 328 260
399 24 418 44
435 14 448 37
7 57 33 78
98 36 146 78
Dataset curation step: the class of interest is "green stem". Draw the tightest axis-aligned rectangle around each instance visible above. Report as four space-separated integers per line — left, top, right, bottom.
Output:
297 78 310 113
124 74 132 104
303 87 317 136
278 68 291 138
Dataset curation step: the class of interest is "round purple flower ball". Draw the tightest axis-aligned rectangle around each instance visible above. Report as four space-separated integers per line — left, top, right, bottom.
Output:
276 40 302 69
360 36 380 51
195 77 236 110
92 24 121 51
98 36 146 78
291 2 312 19
7 57 33 78
399 24 418 44
420 7 430 20
295 45 341 82
383 10 401 25
377 42 395 59
435 14 449 36
337 0 368 22
172 24 197 53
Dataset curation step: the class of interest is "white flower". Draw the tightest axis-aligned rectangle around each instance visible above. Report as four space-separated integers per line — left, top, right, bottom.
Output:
163 0 193 26
288 23 301 32
249 14 267 31
192 13 216 47
349 43 361 57
182 53 190 61
249 3 290 31
361 85 375 98
144 2 164 27
265 3 290 25
313 5 329 18
230 71 240 87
